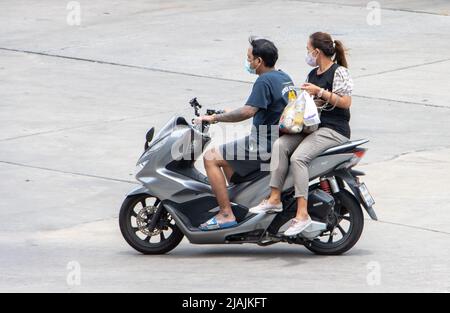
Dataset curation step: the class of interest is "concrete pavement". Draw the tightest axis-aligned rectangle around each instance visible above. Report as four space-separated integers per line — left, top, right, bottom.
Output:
0 0 449 292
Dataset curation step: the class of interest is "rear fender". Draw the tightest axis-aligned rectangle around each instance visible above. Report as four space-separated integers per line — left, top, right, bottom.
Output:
334 169 378 221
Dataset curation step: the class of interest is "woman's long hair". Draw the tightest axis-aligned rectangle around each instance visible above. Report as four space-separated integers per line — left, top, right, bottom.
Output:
310 32 348 68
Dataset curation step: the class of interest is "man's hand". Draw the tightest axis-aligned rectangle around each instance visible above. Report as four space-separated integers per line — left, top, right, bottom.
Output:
301 83 321 96
194 115 216 125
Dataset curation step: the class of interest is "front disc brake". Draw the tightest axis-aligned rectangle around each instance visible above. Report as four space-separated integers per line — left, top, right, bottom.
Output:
136 206 162 237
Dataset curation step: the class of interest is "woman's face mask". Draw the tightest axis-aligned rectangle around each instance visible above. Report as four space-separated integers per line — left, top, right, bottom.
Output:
305 49 318 67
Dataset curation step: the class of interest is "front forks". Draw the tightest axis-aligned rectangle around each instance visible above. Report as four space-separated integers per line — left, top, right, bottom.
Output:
147 203 164 233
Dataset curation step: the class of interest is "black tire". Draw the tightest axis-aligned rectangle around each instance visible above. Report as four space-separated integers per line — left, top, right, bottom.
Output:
119 194 184 255
306 190 364 256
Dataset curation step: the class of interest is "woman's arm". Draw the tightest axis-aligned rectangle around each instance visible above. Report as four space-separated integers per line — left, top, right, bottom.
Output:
301 67 353 110
322 90 352 110
327 66 353 109
301 83 351 109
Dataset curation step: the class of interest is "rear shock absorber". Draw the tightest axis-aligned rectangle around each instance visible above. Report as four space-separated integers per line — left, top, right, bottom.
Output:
320 178 332 194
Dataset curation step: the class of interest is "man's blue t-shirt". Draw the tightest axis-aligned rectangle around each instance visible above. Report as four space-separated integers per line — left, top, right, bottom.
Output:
246 70 294 152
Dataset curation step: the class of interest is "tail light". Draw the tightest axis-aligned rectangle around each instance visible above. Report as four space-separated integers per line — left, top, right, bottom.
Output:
353 149 366 159
338 148 367 169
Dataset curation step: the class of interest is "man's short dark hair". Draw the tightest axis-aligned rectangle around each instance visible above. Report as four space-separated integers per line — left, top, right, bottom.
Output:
249 37 279 68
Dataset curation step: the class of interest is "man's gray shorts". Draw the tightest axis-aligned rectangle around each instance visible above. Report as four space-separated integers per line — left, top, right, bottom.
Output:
219 136 271 182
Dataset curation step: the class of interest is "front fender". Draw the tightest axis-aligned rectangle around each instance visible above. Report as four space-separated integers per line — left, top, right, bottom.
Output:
126 185 153 197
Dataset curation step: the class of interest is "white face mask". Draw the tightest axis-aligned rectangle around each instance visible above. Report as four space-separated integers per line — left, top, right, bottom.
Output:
305 51 318 67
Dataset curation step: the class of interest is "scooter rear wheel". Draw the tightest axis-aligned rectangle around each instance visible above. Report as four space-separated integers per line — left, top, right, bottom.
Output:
119 194 184 255
305 190 364 255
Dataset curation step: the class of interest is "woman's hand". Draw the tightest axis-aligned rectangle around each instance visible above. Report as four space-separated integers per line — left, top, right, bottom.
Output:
301 83 321 96
193 115 216 125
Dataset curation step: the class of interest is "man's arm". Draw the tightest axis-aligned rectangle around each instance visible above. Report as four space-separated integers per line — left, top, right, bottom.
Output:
214 105 258 123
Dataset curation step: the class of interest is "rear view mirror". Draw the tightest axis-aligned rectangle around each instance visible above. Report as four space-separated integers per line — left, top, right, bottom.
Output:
144 127 155 150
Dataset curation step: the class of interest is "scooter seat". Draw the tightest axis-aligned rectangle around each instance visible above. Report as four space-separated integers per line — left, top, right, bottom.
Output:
230 169 271 184
228 140 368 184
319 139 368 156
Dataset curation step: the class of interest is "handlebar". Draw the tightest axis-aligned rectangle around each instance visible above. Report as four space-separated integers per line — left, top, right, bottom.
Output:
189 98 224 117
189 98 225 133
206 109 225 116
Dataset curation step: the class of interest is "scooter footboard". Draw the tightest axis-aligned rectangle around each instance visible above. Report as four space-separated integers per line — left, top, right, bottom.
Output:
163 202 277 244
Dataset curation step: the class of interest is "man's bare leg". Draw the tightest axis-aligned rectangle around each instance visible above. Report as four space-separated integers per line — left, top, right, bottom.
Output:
203 148 236 223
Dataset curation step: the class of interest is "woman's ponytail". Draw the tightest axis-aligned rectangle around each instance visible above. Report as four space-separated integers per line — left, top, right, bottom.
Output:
310 32 349 68
333 40 348 68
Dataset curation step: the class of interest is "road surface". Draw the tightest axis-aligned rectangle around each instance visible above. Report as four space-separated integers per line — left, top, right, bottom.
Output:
0 0 449 292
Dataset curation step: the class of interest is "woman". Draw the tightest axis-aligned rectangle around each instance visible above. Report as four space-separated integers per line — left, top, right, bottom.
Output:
249 32 354 236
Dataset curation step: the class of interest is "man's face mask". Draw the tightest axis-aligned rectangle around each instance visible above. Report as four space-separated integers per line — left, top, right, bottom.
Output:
245 57 260 75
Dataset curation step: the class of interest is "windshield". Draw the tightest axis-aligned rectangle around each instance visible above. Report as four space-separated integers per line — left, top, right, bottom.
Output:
152 116 179 143
152 116 190 141
137 116 191 164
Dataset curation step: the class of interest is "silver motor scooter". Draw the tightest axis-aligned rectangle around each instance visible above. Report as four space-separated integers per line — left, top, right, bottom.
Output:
119 98 377 255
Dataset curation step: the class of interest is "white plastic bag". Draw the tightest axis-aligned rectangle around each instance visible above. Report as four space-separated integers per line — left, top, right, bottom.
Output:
279 90 304 134
303 92 321 127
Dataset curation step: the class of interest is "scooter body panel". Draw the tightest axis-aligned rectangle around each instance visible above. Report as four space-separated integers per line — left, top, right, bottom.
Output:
129 116 373 245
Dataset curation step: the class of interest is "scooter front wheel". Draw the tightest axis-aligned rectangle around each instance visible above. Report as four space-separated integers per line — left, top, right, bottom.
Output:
119 194 184 255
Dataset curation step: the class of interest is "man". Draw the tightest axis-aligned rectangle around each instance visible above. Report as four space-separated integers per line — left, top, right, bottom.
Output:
196 37 294 231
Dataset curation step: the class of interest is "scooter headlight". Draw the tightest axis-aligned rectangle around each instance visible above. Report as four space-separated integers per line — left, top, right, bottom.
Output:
135 160 149 176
